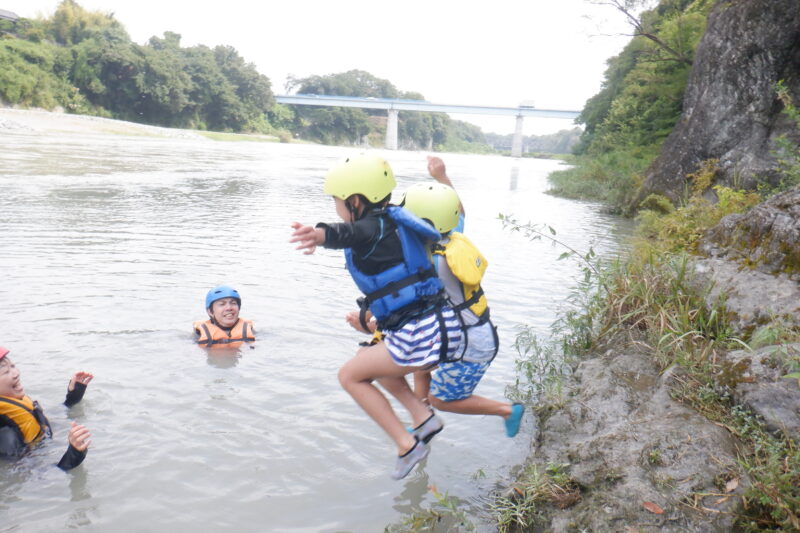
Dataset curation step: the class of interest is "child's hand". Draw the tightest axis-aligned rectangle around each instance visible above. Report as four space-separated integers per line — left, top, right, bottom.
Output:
427 156 447 182
345 311 376 334
68 371 93 392
68 422 92 452
290 222 324 255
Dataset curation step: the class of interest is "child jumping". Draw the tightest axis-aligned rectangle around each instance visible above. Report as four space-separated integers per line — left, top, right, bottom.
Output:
290 154 463 480
399 157 524 438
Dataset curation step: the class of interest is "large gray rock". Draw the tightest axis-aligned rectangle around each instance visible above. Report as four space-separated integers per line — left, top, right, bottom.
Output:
637 0 800 205
719 344 800 439
531 350 745 531
700 185 800 276
690 257 800 333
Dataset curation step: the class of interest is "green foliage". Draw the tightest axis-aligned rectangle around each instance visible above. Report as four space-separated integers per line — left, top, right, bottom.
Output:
500 215 609 410
635 184 761 254
639 193 675 214
772 80 800 192
547 146 657 214
436 119 492 153
0 38 87 111
0 1 275 133
50 0 125 46
491 463 580 531
288 70 469 149
385 487 476 532
565 0 714 211
672 375 800 531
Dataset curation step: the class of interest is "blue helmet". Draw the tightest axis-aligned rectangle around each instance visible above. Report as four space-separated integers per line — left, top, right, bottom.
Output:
205 285 241 310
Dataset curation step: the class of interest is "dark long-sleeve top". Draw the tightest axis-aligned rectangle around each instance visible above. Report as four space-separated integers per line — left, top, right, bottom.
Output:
0 382 88 471
316 208 404 275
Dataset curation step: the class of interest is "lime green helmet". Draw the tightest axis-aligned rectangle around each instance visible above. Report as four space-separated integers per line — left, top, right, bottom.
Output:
401 183 461 233
323 154 396 203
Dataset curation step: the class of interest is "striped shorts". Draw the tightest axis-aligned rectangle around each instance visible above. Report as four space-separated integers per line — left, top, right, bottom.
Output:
384 307 464 367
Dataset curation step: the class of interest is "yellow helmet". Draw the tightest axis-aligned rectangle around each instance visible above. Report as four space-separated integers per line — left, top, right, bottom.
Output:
401 183 461 233
323 154 396 203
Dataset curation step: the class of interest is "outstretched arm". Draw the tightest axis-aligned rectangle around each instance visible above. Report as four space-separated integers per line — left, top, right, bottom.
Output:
65 372 93 407
290 222 326 255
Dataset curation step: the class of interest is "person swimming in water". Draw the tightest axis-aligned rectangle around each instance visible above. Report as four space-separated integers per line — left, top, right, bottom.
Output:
0 346 93 471
193 285 256 348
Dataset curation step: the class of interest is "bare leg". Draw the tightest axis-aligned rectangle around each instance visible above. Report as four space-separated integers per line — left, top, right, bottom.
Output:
377 375 432 428
338 343 427 454
430 394 513 418
412 371 432 403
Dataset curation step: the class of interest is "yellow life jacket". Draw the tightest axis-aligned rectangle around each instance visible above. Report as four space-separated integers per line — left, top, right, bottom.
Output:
193 318 255 348
0 395 51 444
432 232 489 319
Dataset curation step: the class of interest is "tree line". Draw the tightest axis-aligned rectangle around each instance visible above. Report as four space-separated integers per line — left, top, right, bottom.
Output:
0 0 509 152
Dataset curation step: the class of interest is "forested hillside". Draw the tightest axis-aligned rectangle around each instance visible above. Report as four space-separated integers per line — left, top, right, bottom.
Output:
286 70 491 152
549 0 717 213
0 0 491 151
0 1 274 132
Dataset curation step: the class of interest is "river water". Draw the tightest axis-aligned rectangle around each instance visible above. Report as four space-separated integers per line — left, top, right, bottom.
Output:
0 129 630 532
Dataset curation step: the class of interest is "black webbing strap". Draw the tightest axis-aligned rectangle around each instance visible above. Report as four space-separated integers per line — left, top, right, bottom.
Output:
452 287 485 313
364 267 436 302
435 306 450 363
200 324 213 348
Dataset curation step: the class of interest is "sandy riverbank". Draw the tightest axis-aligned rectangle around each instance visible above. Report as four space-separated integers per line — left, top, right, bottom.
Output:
0 107 281 141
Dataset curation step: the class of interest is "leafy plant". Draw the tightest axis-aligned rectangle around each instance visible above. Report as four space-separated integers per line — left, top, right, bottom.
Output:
386 486 476 533
490 462 580 532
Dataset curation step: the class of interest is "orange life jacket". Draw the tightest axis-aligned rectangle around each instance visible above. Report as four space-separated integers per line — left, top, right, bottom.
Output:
193 319 255 348
0 395 52 443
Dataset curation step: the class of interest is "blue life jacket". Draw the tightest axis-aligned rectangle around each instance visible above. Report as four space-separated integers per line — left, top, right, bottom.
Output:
345 206 444 330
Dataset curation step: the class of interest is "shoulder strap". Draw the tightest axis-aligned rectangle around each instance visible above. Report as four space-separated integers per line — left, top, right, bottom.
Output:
200 323 213 347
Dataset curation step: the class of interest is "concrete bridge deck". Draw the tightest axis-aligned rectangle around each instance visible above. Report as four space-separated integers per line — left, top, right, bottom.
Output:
275 94 580 155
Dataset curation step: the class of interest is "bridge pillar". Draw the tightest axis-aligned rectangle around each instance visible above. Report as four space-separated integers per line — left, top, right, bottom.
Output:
385 109 399 150
511 115 524 157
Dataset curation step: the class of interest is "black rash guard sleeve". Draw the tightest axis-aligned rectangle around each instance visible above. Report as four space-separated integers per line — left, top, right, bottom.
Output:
56 443 86 471
316 210 404 276
316 216 383 250
64 382 87 407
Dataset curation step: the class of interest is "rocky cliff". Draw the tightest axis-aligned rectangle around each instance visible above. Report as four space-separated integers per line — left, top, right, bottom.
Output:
637 0 800 205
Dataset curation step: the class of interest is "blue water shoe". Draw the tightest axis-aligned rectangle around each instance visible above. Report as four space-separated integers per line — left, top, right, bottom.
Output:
505 403 524 437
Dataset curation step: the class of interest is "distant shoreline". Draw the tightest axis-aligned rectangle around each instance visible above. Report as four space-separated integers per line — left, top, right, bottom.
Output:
0 107 278 142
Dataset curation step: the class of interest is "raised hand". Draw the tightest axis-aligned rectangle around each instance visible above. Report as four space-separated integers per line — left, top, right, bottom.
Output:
67 422 92 452
68 371 93 392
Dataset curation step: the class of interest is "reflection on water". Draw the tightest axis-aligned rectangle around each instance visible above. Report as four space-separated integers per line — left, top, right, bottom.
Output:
0 130 631 531
509 166 519 190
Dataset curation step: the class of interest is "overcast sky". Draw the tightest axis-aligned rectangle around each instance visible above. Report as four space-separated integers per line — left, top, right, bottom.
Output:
5 0 633 135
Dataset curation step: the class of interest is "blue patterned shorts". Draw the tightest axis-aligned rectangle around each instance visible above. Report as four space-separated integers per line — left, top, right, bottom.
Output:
429 359 492 401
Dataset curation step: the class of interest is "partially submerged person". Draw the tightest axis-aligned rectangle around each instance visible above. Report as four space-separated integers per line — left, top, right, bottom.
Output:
193 285 255 348
0 346 93 471
400 156 524 438
290 154 463 480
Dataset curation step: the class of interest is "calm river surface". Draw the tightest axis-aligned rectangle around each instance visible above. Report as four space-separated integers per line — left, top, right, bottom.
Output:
0 128 630 532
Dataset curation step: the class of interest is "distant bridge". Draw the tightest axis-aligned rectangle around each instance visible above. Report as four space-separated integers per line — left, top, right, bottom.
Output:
275 94 580 156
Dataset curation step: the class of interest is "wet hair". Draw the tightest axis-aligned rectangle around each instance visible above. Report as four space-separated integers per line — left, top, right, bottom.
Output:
349 193 392 220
